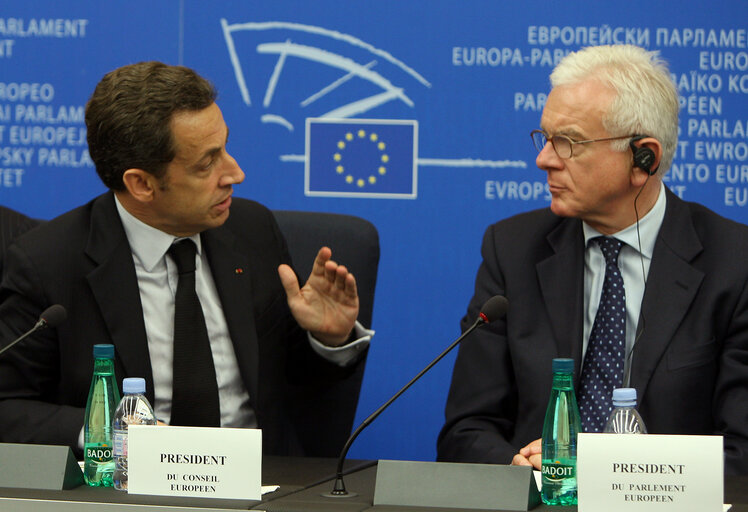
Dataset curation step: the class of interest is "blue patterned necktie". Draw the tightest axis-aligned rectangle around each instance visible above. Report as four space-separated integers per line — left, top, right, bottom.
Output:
578 236 626 433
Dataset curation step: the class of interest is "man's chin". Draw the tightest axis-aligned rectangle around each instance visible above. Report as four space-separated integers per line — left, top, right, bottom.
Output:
549 200 575 219
212 208 230 226
198 208 230 233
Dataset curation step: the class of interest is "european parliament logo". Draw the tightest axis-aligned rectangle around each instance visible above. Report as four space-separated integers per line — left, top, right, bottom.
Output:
305 118 418 199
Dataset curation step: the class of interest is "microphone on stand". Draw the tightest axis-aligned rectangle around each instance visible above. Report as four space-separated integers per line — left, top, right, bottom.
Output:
324 295 509 498
0 304 67 357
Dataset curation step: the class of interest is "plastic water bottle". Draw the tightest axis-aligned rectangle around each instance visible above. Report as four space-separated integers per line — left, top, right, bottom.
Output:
113 377 157 491
84 344 121 487
603 388 647 434
541 358 582 506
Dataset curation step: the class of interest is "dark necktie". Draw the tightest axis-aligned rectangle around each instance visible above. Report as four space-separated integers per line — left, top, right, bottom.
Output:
578 236 626 433
168 239 220 427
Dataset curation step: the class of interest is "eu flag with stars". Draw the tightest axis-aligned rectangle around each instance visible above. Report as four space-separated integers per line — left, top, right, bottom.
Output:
305 118 418 198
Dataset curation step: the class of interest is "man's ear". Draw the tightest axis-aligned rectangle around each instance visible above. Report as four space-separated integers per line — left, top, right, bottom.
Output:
122 168 158 203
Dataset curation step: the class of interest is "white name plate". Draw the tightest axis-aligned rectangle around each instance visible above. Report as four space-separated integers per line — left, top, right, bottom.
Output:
127 425 262 500
577 433 723 512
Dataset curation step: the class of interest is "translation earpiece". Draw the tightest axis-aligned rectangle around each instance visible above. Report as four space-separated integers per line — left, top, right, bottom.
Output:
629 135 656 176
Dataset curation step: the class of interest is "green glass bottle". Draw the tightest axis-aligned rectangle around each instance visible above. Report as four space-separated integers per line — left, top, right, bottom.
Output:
541 358 581 506
83 344 120 487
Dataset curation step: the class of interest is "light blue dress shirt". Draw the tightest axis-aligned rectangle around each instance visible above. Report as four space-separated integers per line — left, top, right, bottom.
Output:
581 183 667 384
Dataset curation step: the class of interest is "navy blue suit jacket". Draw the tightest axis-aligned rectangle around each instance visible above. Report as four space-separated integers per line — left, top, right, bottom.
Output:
438 188 748 475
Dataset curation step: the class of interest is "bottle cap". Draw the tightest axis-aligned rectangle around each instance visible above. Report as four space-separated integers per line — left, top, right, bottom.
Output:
122 377 146 394
93 344 115 359
552 358 574 373
612 387 637 406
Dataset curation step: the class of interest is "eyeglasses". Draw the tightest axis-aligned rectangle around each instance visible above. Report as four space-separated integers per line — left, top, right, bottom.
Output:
530 129 636 159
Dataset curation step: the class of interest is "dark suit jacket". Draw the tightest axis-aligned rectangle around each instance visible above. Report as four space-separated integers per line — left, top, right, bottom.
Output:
437 188 748 475
0 206 39 275
0 192 359 457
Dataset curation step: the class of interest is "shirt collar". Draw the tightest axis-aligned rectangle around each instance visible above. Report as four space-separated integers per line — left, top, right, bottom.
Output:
582 182 667 258
114 194 202 272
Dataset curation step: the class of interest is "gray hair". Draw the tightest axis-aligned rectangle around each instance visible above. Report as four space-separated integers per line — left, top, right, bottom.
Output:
550 45 679 174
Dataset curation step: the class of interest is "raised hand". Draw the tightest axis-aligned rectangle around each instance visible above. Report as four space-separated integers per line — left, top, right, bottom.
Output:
277 247 359 346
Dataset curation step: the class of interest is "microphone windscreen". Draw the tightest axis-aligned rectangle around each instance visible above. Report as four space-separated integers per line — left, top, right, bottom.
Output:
40 304 67 328
480 295 509 323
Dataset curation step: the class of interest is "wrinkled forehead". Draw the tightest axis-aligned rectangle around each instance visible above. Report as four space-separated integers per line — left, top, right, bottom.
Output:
541 80 616 136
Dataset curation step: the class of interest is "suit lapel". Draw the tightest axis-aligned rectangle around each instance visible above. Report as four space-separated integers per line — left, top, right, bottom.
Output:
84 193 154 399
537 218 586 371
202 226 259 402
630 190 704 397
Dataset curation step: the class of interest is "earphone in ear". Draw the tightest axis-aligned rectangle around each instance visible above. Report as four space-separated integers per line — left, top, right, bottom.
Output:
629 135 657 176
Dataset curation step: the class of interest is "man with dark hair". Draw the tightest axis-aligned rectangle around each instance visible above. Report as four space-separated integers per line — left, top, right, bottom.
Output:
86 62 217 190
438 45 748 475
0 62 371 457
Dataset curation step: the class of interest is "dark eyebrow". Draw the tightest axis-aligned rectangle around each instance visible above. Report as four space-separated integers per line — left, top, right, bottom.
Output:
195 127 229 168
199 146 221 164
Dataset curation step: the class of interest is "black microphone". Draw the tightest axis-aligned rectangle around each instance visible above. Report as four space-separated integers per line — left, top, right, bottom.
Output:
0 304 67 357
325 295 509 498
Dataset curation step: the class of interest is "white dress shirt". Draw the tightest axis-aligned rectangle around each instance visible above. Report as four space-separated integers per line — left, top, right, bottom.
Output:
113 196 372 426
581 182 667 381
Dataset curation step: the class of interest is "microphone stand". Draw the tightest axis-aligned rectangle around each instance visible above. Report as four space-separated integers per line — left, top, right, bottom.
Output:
0 318 49 357
324 314 490 498
0 305 67 358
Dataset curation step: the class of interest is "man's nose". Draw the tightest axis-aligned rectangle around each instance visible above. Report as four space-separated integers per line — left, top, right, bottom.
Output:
536 141 562 172
222 154 245 185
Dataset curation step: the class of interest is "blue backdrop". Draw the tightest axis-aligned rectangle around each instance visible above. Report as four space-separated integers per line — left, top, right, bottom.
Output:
1 1 746 461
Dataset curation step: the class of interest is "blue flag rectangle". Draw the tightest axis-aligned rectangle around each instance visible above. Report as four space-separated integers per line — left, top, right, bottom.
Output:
305 118 418 198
